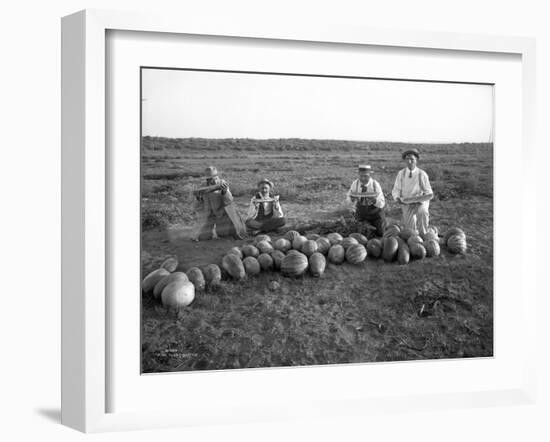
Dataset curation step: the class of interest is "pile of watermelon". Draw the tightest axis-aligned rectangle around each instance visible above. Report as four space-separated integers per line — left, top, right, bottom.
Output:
142 225 467 311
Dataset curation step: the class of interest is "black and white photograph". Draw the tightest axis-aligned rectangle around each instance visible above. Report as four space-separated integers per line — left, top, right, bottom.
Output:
140 67 494 373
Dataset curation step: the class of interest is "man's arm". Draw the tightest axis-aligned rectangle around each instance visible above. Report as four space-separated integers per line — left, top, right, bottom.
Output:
373 181 385 208
391 170 403 202
272 196 284 218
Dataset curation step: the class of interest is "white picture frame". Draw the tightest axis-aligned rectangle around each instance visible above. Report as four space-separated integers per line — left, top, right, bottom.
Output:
61 9 537 433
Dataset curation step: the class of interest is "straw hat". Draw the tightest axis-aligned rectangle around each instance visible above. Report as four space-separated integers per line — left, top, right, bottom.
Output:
203 166 219 179
257 178 274 189
401 149 420 160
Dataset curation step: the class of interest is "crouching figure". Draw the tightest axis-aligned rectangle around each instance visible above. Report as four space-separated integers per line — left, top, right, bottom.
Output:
194 166 247 241
245 178 286 234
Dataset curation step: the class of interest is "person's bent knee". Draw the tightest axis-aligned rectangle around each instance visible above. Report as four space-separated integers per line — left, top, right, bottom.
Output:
275 217 286 228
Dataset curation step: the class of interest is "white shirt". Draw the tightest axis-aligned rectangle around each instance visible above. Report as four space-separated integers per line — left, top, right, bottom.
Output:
345 178 385 208
391 167 433 200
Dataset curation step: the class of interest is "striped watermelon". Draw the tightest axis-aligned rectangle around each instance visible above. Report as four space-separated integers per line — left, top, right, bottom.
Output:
345 244 367 264
366 238 382 258
341 237 359 250
301 240 318 257
309 252 326 277
315 237 332 255
328 244 345 264
243 256 261 276
281 252 309 276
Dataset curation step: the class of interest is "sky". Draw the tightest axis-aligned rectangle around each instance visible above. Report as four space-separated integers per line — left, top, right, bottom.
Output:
141 68 493 143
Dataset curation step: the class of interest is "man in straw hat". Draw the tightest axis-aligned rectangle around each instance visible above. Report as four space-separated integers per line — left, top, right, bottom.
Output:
194 166 247 241
391 148 434 235
345 164 386 237
245 178 286 234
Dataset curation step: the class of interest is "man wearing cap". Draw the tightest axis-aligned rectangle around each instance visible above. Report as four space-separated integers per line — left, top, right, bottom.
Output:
345 164 386 237
194 166 247 240
245 178 286 234
391 149 434 235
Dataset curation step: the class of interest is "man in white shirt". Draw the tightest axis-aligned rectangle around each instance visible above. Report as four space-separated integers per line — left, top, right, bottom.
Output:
391 149 434 235
345 164 386 236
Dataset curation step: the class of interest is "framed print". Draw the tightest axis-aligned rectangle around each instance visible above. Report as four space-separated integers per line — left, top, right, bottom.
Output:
61 9 537 433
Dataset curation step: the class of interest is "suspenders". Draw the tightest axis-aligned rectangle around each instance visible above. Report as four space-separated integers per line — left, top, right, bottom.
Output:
399 168 425 197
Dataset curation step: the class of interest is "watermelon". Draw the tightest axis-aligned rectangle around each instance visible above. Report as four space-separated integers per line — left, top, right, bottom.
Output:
256 240 274 254
341 237 359 250
222 254 246 280
161 280 195 309
253 234 271 244
160 257 178 272
306 233 320 241
186 267 205 291
142 268 171 294
366 238 382 258
407 235 424 247
383 224 401 238
241 244 260 258
203 264 222 287
409 243 427 260
443 227 466 244
292 235 308 251
301 240 319 257
328 244 345 264
421 231 438 242
281 252 309 277
382 237 399 262
226 246 243 259
425 240 441 257
397 242 410 265
153 272 188 299
447 234 467 254
315 237 332 255
243 256 261 276
283 230 301 242
327 232 343 245
349 232 368 245
309 252 326 277
273 238 292 252
399 228 418 241
270 250 286 270
345 244 367 264
257 253 274 271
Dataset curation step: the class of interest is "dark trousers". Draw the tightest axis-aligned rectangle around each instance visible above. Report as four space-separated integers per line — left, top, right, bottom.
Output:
246 216 286 233
197 213 238 240
355 204 386 237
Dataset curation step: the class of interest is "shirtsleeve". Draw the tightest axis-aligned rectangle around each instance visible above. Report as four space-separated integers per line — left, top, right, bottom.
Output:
420 170 433 195
374 181 385 208
391 170 403 201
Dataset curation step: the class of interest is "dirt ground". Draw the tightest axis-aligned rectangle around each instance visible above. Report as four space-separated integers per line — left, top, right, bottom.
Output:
140 138 493 372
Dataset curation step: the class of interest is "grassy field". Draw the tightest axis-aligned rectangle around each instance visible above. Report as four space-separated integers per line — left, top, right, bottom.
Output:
141 137 493 372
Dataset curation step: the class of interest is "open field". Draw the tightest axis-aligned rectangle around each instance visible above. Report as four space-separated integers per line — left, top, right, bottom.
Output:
141 137 493 373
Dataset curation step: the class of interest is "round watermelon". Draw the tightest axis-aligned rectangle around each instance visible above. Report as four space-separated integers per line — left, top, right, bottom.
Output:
409 243 427 260
241 244 260 258
281 252 309 277
425 240 441 257
443 227 466 244
222 254 246 280
328 244 345 264
345 244 367 264
407 235 424 247
257 253 274 271
447 234 467 254
142 268 171 294
306 233 320 241
226 246 243 259
421 231 438 242
273 238 292 252
243 256 261 276
283 230 301 242
186 267 206 291
153 271 188 299
327 232 343 245
399 228 418 241
349 232 368 245
292 235 308 251
315 237 332 255
382 237 399 262
301 240 318 257
256 240 274 254
366 238 382 258
202 264 221 287
383 224 401 238
309 252 326 277
341 237 359 250
270 250 286 270
253 234 271 244
160 256 178 272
